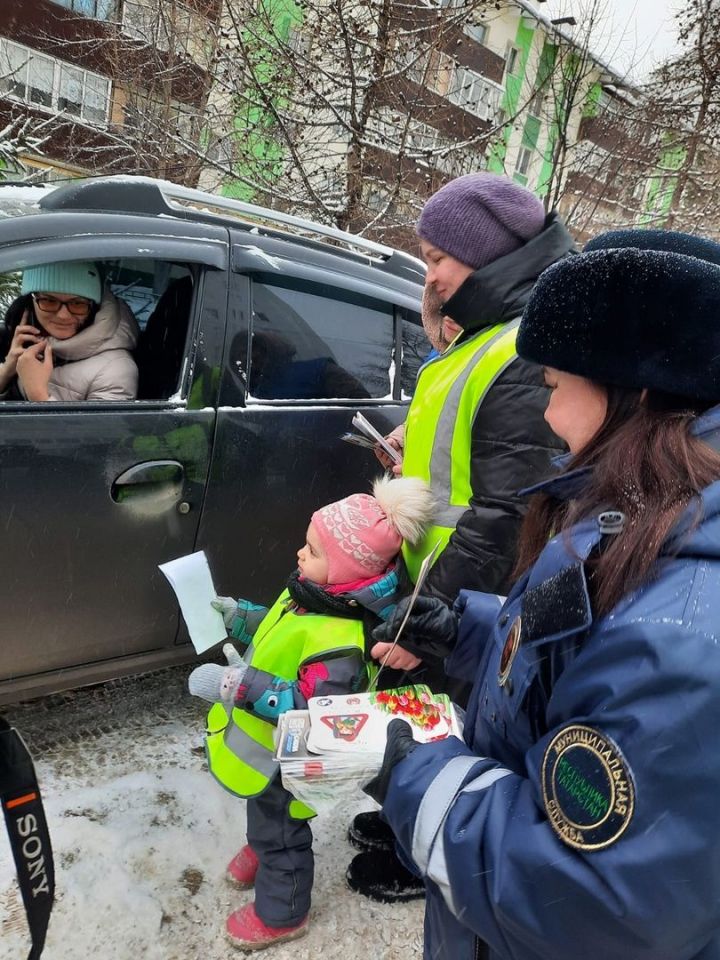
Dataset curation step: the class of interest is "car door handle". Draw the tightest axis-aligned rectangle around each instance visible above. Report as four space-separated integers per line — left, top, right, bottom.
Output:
111 460 185 503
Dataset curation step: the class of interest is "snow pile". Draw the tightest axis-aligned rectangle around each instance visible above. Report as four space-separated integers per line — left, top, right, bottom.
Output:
0 669 424 959
0 183 56 203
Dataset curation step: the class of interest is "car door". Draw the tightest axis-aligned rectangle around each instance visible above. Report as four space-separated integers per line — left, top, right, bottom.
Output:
196 238 424 605
0 217 228 698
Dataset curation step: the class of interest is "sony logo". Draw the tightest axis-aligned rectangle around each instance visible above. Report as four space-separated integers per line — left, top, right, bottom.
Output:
15 814 51 897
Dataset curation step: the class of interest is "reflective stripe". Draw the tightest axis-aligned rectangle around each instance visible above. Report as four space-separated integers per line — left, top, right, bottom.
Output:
412 756 484 872
223 719 279 781
459 766 512 793
426 827 456 916
429 323 520 523
403 321 520 581
412 758 512 872
427 767 513 919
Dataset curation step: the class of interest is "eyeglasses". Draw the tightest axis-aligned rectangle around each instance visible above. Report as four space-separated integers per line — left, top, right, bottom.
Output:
32 294 93 319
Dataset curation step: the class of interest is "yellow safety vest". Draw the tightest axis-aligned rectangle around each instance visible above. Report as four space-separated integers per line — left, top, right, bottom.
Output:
402 320 520 582
205 589 367 819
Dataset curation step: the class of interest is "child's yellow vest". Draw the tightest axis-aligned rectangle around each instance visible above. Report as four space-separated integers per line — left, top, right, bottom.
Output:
204 589 367 819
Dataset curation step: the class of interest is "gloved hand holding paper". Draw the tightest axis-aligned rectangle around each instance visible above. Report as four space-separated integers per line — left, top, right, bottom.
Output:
159 550 226 654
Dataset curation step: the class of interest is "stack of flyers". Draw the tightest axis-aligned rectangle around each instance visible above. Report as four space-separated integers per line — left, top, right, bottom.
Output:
275 710 381 813
340 412 402 466
306 686 461 754
274 686 463 813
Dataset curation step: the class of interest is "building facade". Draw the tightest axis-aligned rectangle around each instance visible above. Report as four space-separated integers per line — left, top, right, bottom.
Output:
0 0 220 182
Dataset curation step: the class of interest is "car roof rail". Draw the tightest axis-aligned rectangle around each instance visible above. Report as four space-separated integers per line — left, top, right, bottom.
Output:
39 175 425 282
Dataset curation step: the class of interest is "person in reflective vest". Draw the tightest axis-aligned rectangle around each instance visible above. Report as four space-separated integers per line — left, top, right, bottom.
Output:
367 230 720 960
187 475 433 951
348 173 575 902
401 172 575 608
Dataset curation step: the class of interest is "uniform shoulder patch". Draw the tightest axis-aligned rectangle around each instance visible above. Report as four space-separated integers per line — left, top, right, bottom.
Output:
541 724 635 851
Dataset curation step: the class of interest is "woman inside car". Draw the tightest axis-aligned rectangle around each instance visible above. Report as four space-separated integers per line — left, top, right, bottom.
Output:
0 260 139 401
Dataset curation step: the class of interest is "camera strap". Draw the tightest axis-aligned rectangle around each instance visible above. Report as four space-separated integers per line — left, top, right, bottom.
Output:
0 717 54 960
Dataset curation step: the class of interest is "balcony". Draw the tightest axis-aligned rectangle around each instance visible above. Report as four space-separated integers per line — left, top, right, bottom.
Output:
49 0 119 21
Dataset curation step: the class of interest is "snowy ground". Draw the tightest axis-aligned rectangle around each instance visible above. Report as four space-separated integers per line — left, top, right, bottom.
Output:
1 667 424 959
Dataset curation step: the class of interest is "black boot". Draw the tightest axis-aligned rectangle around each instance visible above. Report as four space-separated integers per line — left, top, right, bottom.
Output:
346 849 425 903
347 811 395 852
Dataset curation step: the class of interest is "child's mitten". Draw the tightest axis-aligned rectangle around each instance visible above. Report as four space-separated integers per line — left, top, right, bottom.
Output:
211 596 267 645
188 661 247 704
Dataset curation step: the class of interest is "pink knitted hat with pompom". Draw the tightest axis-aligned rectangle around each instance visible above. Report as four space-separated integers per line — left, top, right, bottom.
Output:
311 493 401 584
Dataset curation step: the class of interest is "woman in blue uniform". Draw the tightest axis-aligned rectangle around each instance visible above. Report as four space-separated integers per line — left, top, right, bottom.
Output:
365 230 720 960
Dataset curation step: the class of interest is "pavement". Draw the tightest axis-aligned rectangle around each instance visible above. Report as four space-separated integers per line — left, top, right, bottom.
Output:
1 666 425 959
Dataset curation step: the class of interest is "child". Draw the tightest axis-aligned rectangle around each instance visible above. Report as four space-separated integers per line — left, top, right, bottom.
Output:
188 475 434 950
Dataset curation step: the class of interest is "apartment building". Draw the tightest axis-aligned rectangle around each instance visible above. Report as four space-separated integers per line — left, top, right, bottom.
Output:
205 0 642 248
0 0 220 182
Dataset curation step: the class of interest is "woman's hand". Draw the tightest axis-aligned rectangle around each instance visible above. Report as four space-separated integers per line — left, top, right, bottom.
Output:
371 640 422 671
16 340 53 401
375 423 405 475
0 311 43 391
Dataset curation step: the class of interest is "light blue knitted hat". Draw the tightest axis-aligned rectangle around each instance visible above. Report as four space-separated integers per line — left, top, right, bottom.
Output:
21 261 102 303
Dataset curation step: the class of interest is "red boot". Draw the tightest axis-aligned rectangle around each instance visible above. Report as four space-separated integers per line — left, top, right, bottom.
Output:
226 845 259 889
226 902 308 950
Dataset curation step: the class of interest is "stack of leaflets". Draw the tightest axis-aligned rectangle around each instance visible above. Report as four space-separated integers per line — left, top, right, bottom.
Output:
340 412 402 466
275 685 462 813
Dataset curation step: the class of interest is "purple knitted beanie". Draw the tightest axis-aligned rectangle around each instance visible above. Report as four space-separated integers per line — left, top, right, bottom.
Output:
417 173 547 270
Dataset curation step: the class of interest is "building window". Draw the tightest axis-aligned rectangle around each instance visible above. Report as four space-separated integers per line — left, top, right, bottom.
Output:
0 38 111 126
50 0 118 19
516 146 533 177
448 65 502 122
465 23 488 46
632 179 647 202
124 90 200 141
528 87 544 117
505 45 521 77
121 0 204 56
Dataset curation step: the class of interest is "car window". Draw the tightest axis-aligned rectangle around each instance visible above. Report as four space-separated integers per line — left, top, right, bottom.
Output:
247 279 394 401
0 269 20 315
0 260 194 402
399 307 428 399
104 259 192 330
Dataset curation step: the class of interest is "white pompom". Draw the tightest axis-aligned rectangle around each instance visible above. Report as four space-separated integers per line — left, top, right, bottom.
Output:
372 474 435 546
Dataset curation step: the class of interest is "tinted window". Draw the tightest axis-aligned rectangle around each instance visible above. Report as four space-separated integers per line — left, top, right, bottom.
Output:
400 308 430 398
248 279 393 401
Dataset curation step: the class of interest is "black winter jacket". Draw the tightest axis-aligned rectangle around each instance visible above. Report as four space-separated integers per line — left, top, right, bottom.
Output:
421 214 574 606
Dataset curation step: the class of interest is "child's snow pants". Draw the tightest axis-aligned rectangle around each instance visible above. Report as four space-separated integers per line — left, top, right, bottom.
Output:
246 775 313 926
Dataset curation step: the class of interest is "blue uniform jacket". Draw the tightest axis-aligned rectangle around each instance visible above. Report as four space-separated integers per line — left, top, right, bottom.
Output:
382 406 720 960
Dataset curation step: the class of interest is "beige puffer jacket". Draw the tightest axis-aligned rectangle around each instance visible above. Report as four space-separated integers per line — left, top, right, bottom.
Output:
32 289 140 402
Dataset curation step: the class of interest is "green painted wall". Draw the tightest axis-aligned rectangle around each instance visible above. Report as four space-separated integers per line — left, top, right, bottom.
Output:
536 46 576 200
582 80 603 119
640 139 686 225
220 0 302 201
487 16 535 173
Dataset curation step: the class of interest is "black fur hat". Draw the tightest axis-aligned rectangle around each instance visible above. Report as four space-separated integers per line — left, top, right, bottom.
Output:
585 228 720 265
517 244 720 402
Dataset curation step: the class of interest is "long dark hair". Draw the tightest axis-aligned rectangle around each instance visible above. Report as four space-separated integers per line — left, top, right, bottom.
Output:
512 386 720 616
0 294 33 358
